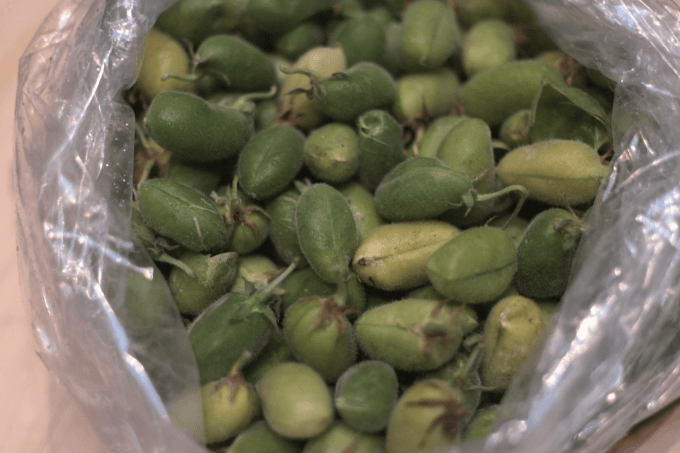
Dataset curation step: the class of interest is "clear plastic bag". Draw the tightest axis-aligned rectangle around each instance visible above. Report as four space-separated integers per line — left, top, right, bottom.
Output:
13 0 680 452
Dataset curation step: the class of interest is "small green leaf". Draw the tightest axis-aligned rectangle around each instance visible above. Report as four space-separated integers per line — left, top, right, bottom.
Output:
295 184 358 284
529 80 611 149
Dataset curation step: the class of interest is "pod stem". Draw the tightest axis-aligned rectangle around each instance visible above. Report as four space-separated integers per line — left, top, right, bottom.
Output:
279 66 325 85
230 85 278 112
248 259 298 307
137 159 155 187
475 184 528 229
153 252 195 278
229 176 243 213
135 121 151 150
458 341 484 379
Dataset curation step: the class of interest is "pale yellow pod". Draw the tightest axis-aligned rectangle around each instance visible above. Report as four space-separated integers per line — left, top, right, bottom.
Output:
133 28 194 101
496 139 609 206
202 378 259 444
352 221 460 291
278 46 347 131
481 295 544 392
257 362 334 439
385 378 464 453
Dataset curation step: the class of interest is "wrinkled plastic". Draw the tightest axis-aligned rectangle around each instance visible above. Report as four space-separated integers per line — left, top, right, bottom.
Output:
13 0 680 452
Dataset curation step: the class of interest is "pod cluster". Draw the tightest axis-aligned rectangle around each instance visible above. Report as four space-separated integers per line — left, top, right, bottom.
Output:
124 0 613 451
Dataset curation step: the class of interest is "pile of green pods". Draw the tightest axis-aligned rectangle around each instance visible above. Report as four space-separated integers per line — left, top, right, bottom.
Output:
124 0 614 451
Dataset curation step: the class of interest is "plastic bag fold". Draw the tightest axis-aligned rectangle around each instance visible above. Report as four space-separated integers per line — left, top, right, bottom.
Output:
13 0 680 452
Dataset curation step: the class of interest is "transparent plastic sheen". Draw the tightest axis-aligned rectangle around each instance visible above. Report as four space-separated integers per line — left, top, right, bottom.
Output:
13 0 680 453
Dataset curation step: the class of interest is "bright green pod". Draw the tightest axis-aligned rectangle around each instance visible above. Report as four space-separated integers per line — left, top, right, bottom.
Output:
385 379 466 453
427 226 516 304
352 221 460 292
167 251 238 315
481 295 544 391
315 62 397 123
295 183 359 284
145 91 253 162
194 34 277 92
154 0 246 46
189 291 272 385
201 358 259 444
274 22 326 62
137 179 230 253
132 29 194 102
265 187 308 267
228 421 301 453
131 205 204 277
373 157 473 221
302 421 387 453
459 60 564 126
188 262 296 384
437 117 494 193
193 291 273 382
245 0 336 35
435 117 501 225
238 125 305 200
354 299 465 371
355 109 405 192
256 362 334 439
515 208 585 298
375 157 528 224
400 0 460 73
462 19 516 78
283 295 358 382
496 139 608 206
462 404 498 441
392 68 460 124
163 160 221 194
329 14 385 67
303 123 360 183
334 360 398 433
338 181 386 243
412 115 467 158
499 108 532 149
